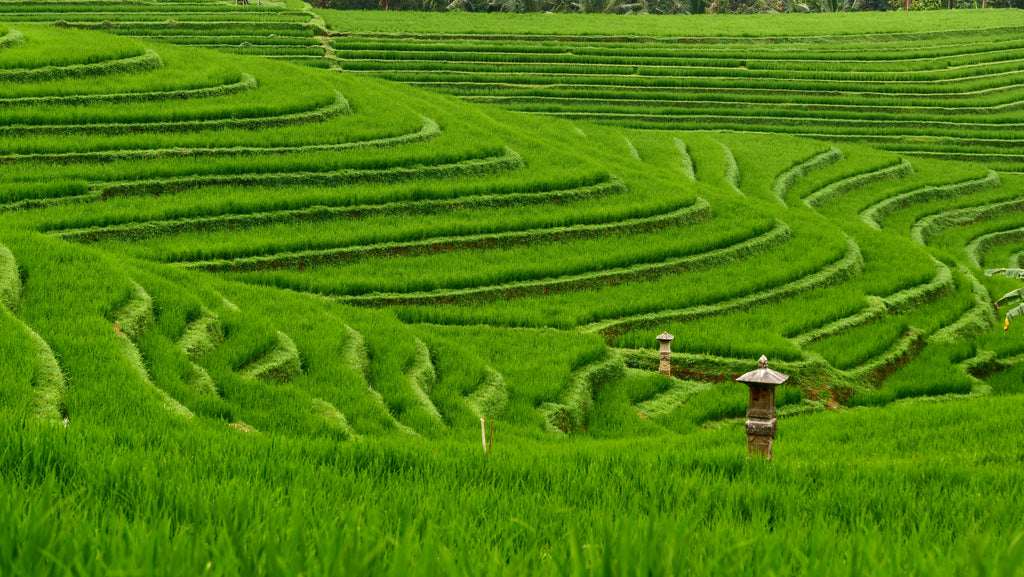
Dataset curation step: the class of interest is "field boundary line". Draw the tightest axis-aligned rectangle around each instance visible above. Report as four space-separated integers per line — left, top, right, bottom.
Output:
176 307 222 397
330 217 784 306
54 175 619 243
966 225 1024 269
804 159 913 209
0 244 67 424
929 267 997 344
912 194 1024 245
539 351 625 435
583 234 863 337
311 398 359 440
673 137 695 180
844 329 925 388
340 324 419 437
111 280 193 419
178 196 706 272
861 170 1000 230
443 77 1024 103
718 140 742 194
773 146 843 206
791 258 953 347
92 146 518 200
0 72 257 108
238 330 303 383
464 91 1024 116
633 373 714 420
0 48 162 82
465 366 509 421
406 338 444 425
2 115 440 165
0 90 350 136
0 148 524 212
327 26 1024 44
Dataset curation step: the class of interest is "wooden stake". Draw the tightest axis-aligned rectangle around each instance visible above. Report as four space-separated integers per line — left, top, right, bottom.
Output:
481 417 487 452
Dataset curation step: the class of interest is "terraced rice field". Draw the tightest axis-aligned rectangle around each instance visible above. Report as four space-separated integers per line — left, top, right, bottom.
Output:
1 0 1023 470
0 0 332 67
324 10 1024 172
3 4 1024 576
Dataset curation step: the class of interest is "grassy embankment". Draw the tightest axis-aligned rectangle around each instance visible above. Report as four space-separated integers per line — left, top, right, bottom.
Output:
1 6 1024 574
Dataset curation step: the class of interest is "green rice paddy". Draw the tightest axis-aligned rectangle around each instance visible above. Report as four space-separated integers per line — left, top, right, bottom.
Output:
1 2 1024 575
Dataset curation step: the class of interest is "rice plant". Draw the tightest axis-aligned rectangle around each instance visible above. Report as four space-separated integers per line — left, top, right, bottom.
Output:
0 9 1022 575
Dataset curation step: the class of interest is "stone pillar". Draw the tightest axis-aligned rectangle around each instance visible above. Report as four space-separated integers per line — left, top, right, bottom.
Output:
735 355 788 461
656 332 674 377
745 413 777 460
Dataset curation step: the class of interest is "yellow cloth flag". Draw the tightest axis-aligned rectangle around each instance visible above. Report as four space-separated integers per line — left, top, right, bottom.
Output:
1005 317 1011 331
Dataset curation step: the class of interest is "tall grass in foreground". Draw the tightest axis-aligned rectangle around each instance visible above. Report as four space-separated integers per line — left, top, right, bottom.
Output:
2 395 1024 576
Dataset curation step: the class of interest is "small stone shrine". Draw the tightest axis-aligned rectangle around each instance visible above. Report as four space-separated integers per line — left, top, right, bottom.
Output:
656 332 674 377
735 355 788 460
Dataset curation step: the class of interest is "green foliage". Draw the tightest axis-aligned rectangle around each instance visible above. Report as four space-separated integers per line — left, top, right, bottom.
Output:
3 397 1024 575
323 9 1024 170
1 9 1024 575
0 244 20 312
539 351 626 433
849 342 976 405
0 7 1013 429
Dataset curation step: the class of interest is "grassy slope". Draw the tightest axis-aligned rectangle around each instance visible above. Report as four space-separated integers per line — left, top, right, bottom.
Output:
0 6 1024 575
